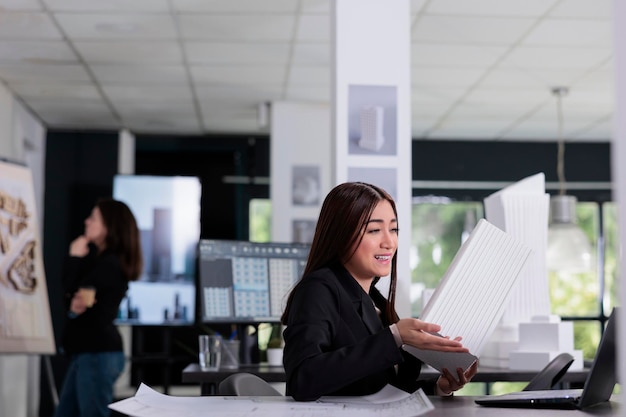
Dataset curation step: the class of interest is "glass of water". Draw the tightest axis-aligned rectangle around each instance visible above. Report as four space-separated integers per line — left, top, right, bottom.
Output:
199 335 221 371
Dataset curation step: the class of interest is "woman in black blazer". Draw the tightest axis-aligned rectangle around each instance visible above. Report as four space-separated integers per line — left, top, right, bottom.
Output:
281 182 478 401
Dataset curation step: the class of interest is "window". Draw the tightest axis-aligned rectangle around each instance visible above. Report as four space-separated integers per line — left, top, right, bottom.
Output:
249 199 271 242
411 197 618 395
409 198 484 317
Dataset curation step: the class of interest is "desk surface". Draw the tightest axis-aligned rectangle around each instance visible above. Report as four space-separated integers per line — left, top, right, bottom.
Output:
182 362 590 385
428 396 618 416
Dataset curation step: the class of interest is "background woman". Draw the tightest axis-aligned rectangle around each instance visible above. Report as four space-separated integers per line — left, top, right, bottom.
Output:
55 198 142 417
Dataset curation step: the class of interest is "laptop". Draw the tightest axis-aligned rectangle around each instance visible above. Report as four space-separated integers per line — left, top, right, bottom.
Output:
475 307 618 410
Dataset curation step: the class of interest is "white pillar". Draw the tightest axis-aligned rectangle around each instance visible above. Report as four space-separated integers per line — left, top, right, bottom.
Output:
332 0 412 316
611 0 626 402
270 102 332 243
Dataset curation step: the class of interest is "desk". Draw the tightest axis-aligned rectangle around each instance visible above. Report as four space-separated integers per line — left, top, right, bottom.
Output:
182 363 286 395
182 363 589 396
429 396 619 416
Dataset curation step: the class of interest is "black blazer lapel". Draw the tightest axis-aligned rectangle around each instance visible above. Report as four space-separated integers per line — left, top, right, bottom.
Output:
332 264 384 335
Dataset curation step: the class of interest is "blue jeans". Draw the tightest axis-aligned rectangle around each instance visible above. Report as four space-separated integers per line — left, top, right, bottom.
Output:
54 351 125 417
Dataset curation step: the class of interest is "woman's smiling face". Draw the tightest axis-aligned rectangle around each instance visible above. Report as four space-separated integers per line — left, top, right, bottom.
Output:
343 199 398 290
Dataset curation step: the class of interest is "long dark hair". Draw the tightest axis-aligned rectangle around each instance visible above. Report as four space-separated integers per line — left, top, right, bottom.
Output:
96 198 143 281
281 182 399 325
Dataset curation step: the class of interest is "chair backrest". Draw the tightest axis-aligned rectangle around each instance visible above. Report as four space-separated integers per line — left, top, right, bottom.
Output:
522 352 575 391
218 373 282 396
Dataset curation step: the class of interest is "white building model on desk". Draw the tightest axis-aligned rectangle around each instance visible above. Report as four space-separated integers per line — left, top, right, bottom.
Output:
509 315 583 371
358 105 385 151
482 173 583 371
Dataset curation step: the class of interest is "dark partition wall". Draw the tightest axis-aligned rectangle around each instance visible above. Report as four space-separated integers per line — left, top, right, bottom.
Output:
41 130 119 416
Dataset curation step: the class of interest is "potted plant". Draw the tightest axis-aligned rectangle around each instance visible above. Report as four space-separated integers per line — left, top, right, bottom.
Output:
266 325 284 366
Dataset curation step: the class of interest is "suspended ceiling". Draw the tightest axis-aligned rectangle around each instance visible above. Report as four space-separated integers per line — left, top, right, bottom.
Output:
0 0 614 141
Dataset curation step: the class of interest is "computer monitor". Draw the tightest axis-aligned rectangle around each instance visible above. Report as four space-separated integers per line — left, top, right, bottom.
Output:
198 240 310 324
113 174 201 324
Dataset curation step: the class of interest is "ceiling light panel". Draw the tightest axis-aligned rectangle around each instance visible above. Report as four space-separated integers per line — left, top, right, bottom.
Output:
54 13 177 39
42 0 170 12
185 42 291 64
424 0 556 17
178 15 295 41
171 0 298 13
74 41 183 63
190 65 286 85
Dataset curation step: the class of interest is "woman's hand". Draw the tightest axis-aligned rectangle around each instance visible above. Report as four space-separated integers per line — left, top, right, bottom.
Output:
69 292 89 315
69 235 90 257
437 360 479 395
396 318 468 352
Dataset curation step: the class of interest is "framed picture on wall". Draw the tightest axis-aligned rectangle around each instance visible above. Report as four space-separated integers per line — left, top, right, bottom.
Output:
292 165 321 206
347 84 398 156
292 219 316 244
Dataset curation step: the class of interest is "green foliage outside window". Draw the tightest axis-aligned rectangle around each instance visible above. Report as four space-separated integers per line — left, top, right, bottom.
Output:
249 199 271 242
410 198 618 394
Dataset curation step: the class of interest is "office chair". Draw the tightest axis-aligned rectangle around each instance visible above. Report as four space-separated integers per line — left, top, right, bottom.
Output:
522 352 575 391
218 373 283 396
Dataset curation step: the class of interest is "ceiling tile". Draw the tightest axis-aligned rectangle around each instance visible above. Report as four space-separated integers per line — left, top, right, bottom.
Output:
74 41 183 63
124 114 202 133
171 0 298 13
499 46 612 69
0 63 91 82
54 13 177 40
114 100 196 116
413 15 535 44
288 66 329 85
26 98 119 125
90 64 189 85
0 0 42 11
42 0 170 12
103 84 194 102
191 65 286 85
0 40 77 63
185 42 290 64
412 67 487 87
412 43 508 67
284 85 329 102
550 0 612 19
424 0 556 17
0 12 63 39
297 14 330 41
195 84 283 102
178 15 294 41
291 43 330 65
522 19 612 47
11 82 101 100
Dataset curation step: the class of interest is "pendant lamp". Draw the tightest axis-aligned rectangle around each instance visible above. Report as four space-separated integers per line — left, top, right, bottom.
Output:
546 87 593 273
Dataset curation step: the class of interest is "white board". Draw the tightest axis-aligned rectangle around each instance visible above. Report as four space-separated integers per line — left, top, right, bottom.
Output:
0 160 55 353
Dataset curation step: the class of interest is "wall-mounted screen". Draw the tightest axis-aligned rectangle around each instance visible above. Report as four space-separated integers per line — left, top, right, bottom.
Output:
113 175 201 324
198 240 310 323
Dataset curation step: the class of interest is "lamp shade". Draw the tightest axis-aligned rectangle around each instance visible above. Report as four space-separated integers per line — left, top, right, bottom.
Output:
547 195 593 273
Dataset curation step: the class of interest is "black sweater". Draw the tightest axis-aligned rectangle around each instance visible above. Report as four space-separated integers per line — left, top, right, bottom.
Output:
61 248 128 354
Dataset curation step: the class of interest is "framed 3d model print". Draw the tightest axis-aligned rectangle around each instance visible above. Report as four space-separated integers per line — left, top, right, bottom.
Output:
0 160 55 353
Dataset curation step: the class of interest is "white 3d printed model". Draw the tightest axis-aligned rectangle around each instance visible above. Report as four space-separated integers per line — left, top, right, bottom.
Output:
358 105 385 151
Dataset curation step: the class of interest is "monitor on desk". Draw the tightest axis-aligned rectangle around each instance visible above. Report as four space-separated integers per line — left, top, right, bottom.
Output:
197 240 310 324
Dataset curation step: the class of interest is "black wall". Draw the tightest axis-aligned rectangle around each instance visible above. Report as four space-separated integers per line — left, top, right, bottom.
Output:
411 140 612 202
